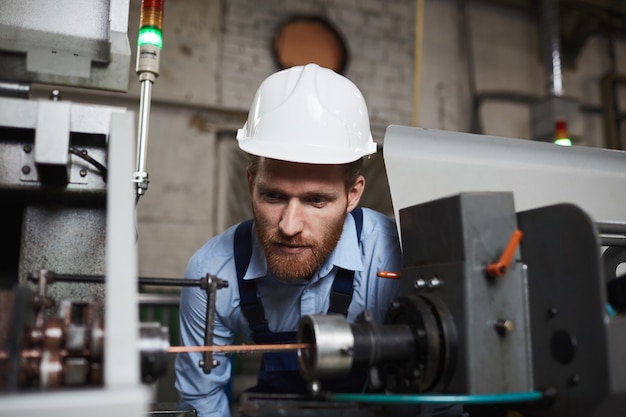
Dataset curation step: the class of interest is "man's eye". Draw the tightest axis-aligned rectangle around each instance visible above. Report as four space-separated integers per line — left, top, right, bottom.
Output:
309 196 326 205
262 192 282 201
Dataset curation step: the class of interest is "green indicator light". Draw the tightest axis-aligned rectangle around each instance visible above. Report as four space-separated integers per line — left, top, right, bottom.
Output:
554 138 572 146
138 27 163 49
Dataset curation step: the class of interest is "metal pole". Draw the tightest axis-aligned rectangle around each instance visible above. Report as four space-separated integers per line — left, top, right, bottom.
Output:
134 79 153 196
540 0 564 96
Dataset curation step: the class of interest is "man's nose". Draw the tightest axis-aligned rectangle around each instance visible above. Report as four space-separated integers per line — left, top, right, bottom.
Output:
279 200 304 236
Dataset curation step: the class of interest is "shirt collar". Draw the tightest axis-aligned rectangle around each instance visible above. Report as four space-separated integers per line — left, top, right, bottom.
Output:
242 213 364 281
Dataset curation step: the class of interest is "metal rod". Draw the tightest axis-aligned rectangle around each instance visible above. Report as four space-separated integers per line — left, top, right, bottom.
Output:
0 344 313 360
136 79 152 175
540 0 563 96
27 273 204 287
169 343 312 355
597 221 626 235
0 81 30 99
0 349 90 360
133 79 153 197
601 237 626 247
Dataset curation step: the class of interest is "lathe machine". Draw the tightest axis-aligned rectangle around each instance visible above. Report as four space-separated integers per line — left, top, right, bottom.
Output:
1 0 626 415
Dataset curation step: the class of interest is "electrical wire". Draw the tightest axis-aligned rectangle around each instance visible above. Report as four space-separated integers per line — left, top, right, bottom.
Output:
330 391 544 405
69 147 107 181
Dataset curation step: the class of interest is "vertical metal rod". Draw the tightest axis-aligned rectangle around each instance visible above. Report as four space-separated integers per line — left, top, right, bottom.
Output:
134 79 153 197
201 277 218 373
198 275 228 374
540 0 563 96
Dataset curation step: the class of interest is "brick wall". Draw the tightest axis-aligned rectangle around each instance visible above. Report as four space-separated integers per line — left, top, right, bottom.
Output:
217 0 417 141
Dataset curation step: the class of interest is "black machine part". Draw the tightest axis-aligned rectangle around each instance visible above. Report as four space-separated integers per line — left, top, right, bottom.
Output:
297 294 457 393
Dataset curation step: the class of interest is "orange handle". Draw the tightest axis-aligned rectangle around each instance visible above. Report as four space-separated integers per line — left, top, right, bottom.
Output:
377 271 401 279
486 230 523 278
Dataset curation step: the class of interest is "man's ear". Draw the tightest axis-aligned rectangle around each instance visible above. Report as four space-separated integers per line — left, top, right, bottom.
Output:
347 175 365 213
246 169 253 195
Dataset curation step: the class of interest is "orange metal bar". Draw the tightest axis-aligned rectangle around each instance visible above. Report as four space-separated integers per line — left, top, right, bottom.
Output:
486 230 523 278
168 343 312 354
377 271 401 279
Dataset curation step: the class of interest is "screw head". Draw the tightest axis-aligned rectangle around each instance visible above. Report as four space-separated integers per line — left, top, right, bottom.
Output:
494 318 515 335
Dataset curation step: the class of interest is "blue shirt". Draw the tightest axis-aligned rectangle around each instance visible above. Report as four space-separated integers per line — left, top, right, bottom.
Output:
175 208 402 417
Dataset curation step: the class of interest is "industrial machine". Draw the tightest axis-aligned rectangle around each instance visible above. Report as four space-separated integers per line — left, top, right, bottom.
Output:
0 1 174 416
294 191 626 417
2 0 626 416
278 127 626 417
240 127 626 416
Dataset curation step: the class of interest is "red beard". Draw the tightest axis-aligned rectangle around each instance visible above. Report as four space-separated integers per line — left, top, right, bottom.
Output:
255 213 346 281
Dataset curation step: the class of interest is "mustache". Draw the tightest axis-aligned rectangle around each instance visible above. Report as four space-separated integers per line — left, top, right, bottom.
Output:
270 234 312 247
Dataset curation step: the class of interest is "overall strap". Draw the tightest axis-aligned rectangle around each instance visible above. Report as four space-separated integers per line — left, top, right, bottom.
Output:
234 220 270 336
328 208 363 315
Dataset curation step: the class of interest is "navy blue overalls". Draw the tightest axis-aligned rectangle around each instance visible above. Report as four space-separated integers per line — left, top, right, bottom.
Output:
234 208 369 394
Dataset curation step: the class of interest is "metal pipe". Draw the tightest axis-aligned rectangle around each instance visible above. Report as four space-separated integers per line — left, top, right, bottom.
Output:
297 314 416 381
0 81 30 99
540 0 564 96
597 221 626 235
133 79 153 196
27 272 205 287
601 237 626 247
169 343 312 355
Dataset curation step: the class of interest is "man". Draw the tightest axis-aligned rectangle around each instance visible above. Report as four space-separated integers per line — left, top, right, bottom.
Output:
174 64 461 417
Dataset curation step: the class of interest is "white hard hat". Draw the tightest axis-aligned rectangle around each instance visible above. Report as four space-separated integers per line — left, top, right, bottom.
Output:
236 63 377 164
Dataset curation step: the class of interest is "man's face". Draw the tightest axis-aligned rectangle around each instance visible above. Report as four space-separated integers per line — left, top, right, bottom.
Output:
248 158 364 281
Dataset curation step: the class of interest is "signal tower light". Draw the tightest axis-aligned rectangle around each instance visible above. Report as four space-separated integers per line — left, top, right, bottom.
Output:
554 118 572 146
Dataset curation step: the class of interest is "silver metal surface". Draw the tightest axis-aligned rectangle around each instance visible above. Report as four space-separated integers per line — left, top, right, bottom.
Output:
298 314 354 380
398 192 533 394
1 98 152 416
34 100 71 183
0 0 111 63
0 96 127 136
105 110 143 388
137 80 153 175
383 126 626 226
0 0 131 92
0 81 30 98
134 79 154 196
0 96 123 193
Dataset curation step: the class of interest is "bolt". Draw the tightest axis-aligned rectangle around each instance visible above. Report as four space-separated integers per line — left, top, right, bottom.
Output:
569 375 580 386
547 307 558 318
414 278 427 289
80 169 87 177
308 380 321 395
23 145 32 153
50 89 61 101
22 165 31 174
430 276 444 288
494 318 515 335
212 359 220 367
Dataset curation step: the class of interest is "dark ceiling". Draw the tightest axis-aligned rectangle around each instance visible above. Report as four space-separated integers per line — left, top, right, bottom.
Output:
482 0 626 68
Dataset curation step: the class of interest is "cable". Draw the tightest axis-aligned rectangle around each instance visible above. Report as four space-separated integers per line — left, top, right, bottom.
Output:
330 391 544 405
69 147 107 181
